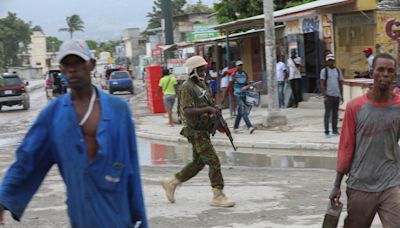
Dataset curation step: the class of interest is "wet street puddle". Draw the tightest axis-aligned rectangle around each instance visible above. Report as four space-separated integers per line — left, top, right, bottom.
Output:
137 139 337 169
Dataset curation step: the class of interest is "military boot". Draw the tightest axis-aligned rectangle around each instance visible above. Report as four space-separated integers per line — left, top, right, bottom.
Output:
161 177 181 203
210 188 235 207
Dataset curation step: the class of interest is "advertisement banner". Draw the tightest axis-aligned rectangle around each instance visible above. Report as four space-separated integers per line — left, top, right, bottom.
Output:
376 11 400 61
167 59 187 76
189 24 218 42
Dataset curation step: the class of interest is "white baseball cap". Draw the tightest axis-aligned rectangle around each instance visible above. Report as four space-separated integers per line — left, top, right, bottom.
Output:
326 54 335 61
57 40 93 63
236 60 243 66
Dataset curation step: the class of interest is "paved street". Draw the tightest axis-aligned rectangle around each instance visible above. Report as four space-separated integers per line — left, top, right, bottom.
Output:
0 83 383 227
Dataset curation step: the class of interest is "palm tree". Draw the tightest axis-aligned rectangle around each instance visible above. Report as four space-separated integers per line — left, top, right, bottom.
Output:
59 14 85 39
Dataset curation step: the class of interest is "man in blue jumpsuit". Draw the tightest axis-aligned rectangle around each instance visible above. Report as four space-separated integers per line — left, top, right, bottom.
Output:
0 40 148 228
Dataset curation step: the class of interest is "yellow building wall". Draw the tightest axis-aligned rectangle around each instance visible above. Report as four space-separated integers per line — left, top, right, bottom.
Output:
375 11 400 61
334 12 376 78
242 38 254 81
356 0 377 11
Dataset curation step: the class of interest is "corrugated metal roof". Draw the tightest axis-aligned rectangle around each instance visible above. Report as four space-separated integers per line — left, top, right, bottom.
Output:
213 0 353 31
275 0 352 17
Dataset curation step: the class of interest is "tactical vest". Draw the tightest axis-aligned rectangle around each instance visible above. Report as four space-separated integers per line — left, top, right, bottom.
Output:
179 77 215 138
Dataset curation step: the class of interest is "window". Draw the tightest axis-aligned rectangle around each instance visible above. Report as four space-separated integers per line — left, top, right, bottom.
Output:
4 76 22 86
111 71 129 79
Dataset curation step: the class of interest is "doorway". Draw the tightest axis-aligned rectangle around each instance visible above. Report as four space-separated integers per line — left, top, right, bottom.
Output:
303 31 321 93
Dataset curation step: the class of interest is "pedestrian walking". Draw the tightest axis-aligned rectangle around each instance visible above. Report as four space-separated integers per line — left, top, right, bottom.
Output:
287 49 302 108
220 64 229 108
209 62 219 99
329 53 400 228
157 68 178 127
276 56 288 108
161 55 235 208
226 61 237 116
320 54 344 137
223 60 255 134
0 40 148 228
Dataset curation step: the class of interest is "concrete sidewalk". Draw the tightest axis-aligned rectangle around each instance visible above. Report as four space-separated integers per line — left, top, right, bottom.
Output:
134 102 341 152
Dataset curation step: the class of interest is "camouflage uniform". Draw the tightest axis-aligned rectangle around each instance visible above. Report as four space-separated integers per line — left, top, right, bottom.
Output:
175 76 224 189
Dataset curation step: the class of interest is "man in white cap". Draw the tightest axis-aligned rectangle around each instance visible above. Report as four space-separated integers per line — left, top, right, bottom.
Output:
320 53 344 137
0 40 148 227
223 60 255 134
161 55 235 208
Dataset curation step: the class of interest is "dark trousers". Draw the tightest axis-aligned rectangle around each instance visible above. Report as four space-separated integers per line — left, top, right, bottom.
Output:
344 187 400 228
324 96 340 134
278 81 285 108
233 95 253 129
289 79 302 107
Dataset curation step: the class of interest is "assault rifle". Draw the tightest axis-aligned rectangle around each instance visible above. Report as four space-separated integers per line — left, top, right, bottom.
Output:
199 90 238 151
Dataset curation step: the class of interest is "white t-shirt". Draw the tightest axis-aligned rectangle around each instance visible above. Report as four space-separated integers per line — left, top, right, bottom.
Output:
276 61 287 82
210 70 218 78
368 55 374 71
287 57 302 80
220 76 229 88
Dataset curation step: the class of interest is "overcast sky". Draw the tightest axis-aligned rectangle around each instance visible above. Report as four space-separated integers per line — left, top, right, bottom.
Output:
0 0 219 41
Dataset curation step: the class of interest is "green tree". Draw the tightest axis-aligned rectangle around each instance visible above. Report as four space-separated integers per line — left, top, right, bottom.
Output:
284 0 315 8
214 0 316 24
59 14 85 39
86 40 98 50
146 0 187 31
46 36 63 52
96 40 120 58
0 12 32 69
214 0 263 24
32 25 44 32
185 0 214 14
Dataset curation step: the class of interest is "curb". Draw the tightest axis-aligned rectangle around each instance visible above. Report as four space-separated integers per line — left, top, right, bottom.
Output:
136 131 339 151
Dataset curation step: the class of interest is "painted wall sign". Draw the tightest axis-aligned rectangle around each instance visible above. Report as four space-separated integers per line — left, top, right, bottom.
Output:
301 16 320 33
385 18 400 40
286 20 302 35
376 11 400 61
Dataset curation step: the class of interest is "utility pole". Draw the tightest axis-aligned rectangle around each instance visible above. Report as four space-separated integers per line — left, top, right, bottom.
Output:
161 0 174 65
262 0 287 127
161 0 174 45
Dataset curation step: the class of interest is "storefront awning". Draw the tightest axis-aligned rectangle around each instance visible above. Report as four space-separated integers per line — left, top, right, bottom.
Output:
161 44 177 51
212 0 354 31
194 26 284 46
274 0 354 21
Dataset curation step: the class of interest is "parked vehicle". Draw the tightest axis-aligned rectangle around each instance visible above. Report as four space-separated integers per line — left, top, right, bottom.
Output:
46 70 68 101
100 65 126 90
0 73 30 111
108 71 134 95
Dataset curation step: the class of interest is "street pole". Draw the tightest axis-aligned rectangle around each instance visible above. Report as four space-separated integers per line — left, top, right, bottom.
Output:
161 0 174 66
262 0 287 127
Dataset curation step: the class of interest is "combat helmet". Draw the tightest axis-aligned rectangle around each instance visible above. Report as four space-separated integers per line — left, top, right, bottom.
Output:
185 56 207 74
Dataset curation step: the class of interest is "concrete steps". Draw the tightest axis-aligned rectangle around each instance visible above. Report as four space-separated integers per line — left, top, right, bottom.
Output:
299 93 324 109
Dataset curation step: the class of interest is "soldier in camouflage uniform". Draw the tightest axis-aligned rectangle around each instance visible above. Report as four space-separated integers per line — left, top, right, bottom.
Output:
161 56 235 207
